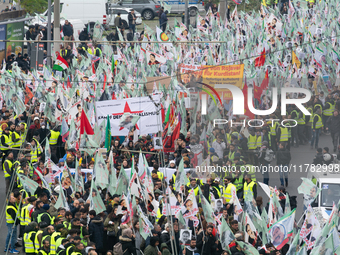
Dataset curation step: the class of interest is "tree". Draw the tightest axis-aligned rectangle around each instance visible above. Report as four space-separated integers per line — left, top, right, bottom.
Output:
21 0 48 14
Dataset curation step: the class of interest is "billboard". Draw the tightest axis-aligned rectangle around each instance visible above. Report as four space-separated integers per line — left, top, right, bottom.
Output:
0 24 6 63
6 21 24 58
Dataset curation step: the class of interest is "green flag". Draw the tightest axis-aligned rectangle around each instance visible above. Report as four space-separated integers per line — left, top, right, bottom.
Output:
94 152 109 190
105 115 111 151
18 174 39 195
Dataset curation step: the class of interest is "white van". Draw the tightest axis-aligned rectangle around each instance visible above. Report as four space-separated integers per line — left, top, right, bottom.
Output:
42 0 109 27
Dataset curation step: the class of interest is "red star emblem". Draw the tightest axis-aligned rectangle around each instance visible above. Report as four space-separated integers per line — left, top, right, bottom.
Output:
112 102 143 130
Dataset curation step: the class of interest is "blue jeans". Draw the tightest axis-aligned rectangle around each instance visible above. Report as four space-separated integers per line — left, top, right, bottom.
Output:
129 24 135 34
6 223 17 250
311 129 320 148
279 165 288 186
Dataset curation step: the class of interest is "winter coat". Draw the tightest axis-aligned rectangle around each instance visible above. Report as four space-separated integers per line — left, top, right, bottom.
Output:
161 243 171 255
144 245 158 255
326 115 340 134
160 230 171 250
62 23 73 36
119 235 137 255
89 215 104 249
104 214 120 234
196 231 217 255
276 148 291 165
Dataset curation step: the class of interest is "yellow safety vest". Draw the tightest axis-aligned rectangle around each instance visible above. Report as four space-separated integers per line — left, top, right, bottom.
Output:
3 159 12 178
223 183 236 202
35 230 44 253
156 208 162 223
12 131 21 147
156 171 163 180
50 231 61 255
49 131 60 145
248 135 257 150
37 212 54 225
55 237 64 252
291 110 298 120
323 102 334 116
8 131 13 147
307 107 313 123
232 175 243 191
6 205 17 224
243 181 256 199
38 249 50 255
186 183 199 196
256 135 262 148
231 131 239 140
226 133 231 144
279 127 289 142
297 113 305 125
314 104 323 114
20 123 27 142
1 133 11 151
269 122 278 136
228 151 235 161
24 231 36 253
314 114 323 129
20 204 31 226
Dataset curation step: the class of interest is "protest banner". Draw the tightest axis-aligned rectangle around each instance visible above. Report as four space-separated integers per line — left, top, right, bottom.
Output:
95 96 162 136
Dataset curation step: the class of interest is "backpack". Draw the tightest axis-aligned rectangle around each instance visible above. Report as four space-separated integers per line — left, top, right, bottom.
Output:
113 242 127 255
264 148 275 162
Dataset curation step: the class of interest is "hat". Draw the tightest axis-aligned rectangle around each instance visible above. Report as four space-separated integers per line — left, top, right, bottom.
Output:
59 158 65 163
28 196 37 203
66 154 72 159
34 117 39 121
78 198 85 203
42 204 50 211
209 148 215 153
25 153 31 157
164 223 170 229
169 160 176 165
56 224 64 231
154 189 162 195
161 243 168 249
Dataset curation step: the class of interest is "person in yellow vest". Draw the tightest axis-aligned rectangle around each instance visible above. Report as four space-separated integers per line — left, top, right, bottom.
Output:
268 118 279 151
11 124 22 159
243 174 257 200
37 204 54 226
232 166 244 199
38 239 51 255
186 178 200 197
323 97 335 133
20 196 37 247
31 133 42 164
20 122 27 142
311 108 323 149
5 194 20 253
247 127 257 165
35 222 49 253
3 150 14 196
222 177 236 215
24 221 39 255
49 129 60 156
70 242 84 255
276 122 289 149
290 106 300 148
1 127 12 165
297 111 308 145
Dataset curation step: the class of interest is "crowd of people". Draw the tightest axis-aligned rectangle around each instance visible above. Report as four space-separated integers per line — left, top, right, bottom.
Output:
2 0 340 255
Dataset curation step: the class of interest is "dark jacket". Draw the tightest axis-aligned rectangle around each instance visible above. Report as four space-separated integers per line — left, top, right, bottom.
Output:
204 1 212 12
144 237 159 255
196 231 217 255
313 152 324 165
62 23 73 36
89 215 104 249
184 246 200 255
160 12 168 26
160 230 171 250
119 235 137 255
276 147 291 165
326 115 340 133
128 12 136 26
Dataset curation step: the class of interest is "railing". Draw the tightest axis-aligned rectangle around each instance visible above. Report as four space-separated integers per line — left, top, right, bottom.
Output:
0 10 26 21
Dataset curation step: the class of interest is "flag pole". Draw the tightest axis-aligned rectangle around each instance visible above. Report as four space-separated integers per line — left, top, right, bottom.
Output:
296 211 306 226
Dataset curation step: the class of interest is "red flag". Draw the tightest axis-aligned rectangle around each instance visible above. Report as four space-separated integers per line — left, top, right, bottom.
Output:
255 48 266 67
79 109 94 135
260 69 269 90
25 86 34 104
161 103 165 123
242 82 254 119
112 92 117 100
103 74 107 90
163 121 180 153
253 82 262 101
67 76 72 88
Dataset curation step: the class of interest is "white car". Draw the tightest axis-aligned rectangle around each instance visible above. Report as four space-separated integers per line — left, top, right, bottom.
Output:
107 7 142 29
